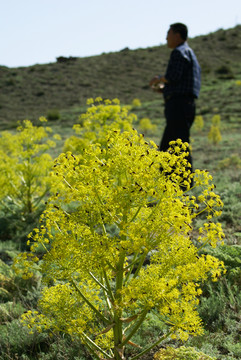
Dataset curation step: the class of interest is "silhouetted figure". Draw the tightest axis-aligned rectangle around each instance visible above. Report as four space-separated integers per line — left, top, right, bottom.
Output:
150 23 201 174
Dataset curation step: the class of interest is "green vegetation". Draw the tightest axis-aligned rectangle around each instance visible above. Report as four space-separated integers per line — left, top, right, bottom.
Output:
154 346 216 359
0 25 241 359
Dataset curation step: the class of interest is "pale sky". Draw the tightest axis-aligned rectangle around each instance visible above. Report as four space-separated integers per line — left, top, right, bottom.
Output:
1 0 240 68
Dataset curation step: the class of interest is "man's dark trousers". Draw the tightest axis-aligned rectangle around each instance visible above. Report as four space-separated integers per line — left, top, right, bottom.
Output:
160 95 195 170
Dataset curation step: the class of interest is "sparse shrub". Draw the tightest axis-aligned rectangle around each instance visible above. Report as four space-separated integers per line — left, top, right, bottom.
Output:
200 62 211 74
35 90 45 97
46 108 60 121
200 244 241 285
198 279 241 332
154 345 216 359
188 330 241 360
223 341 241 359
0 302 25 322
0 320 92 360
218 182 241 231
0 258 41 305
5 78 15 86
217 30 226 41
0 319 49 358
200 106 211 115
215 65 234 79
217 154 241 170
0 204 46 250
198 282 228 331
215 65 230 74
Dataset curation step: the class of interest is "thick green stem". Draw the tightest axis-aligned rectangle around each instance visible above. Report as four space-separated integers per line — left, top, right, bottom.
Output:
80 336 102 360
113 252 126 360
130 204 142 223
197 237 213 252
33 188 50 208
82 332 112 360
25 159 33 214
120 308 148 347
133 251 148 279
89 271 108 293
102 284 113 316
123 253 138 285
194 204 209 218
103 268 115 303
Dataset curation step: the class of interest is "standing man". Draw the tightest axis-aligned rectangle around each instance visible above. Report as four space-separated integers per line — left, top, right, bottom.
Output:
150 23 201 172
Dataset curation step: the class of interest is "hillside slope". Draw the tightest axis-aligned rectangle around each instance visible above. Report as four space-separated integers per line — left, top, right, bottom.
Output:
0 25 241 127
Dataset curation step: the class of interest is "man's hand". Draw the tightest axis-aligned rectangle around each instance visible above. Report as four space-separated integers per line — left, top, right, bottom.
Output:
149 75 166 93
149 75 161 87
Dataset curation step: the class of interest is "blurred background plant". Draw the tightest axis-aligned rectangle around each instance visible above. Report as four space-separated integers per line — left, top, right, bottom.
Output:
0 118 60 250
46 108 60 121
63 97 137 154
132 98 142 108
193 115 204 132
208 115 222 145
138 117 157 135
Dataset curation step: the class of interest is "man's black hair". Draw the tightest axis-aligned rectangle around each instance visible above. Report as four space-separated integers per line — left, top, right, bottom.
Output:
170 23 188 41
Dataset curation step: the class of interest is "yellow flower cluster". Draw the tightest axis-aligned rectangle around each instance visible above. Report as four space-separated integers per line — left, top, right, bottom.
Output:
0 118 60 215
64 97 137 154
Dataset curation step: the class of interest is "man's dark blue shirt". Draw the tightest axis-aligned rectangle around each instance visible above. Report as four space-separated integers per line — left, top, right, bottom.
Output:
163 42 201 99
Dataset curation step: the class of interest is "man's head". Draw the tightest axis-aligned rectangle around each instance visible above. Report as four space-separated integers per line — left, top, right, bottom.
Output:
166 23 188 48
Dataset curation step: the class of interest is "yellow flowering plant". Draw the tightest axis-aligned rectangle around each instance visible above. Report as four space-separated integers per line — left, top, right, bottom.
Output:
0 118 60 241
193 115 204 132
208 125 222 145
14 103 225 360
208 115 222 145
63 97 137 154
